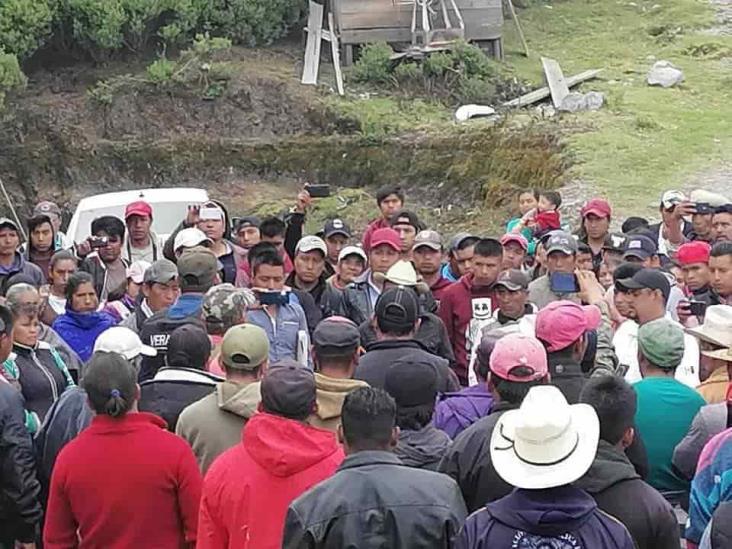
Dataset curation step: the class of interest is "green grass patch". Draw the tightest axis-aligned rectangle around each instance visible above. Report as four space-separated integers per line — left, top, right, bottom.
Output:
502 0 731 214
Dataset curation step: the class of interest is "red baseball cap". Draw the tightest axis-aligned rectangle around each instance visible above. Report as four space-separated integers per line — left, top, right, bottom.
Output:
581 198 612 219
489 333 548 382
676 241 711 266
370 228 401 252
125 200 153 220
500 233 529 252
535 301 602 352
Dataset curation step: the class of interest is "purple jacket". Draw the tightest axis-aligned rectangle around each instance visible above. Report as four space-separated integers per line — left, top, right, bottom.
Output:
433 384 493 439
456 486 635 549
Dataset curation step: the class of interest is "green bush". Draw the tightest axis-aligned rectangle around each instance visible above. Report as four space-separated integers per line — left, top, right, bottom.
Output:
0 49 27 109
0 0 55 59
352 42 394 84
60 0 127 53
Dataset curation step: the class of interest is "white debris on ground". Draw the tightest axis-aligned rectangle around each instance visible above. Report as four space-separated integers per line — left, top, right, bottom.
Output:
647 60 685 88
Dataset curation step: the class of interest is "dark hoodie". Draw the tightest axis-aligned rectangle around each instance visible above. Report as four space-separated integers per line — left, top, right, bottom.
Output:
456 486 635 549
394 424 452 471
575 440 679 549
0 252 45 294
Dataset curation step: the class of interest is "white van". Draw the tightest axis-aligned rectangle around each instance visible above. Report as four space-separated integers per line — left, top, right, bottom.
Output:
64 187 209 248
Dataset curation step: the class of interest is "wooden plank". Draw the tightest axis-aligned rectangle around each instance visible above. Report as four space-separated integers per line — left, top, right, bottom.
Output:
504 0 528 57
340 28 413 44
503 69 603 108
301 1 324 85
328 12 345 96
339 10 413 30
541 57 569 108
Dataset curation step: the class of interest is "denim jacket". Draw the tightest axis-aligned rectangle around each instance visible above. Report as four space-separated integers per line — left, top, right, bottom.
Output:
247 297 310 368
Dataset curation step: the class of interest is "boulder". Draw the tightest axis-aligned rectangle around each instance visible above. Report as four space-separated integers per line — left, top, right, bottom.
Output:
559 91 605 112
647 60 684 88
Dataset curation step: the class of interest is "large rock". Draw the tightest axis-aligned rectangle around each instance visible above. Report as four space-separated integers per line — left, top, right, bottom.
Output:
559 91 605 113
647 60 684 88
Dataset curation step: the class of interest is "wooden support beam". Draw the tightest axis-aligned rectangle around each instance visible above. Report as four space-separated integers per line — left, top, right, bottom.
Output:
503 69 603 108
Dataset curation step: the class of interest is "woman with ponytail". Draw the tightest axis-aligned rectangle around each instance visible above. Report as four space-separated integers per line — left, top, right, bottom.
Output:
43 351 202 548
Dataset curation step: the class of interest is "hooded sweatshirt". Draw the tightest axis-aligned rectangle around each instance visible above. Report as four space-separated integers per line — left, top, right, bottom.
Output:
0 252 45 293
52 309 117 363
176 380 261 473
308 373 368 432
395 424 452 470
197 412 344 549
575 440 679 549
434 383 493 439
456 485 635 549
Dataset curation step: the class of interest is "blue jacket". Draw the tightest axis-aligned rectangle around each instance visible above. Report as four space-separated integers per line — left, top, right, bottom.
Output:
456 486 635 549
52 309 117 362
247 298 309 366
434 384 493 439
0 252 44 293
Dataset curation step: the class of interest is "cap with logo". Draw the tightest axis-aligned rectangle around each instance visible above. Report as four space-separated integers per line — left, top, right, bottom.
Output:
295 235 328 256
500 233 529 252
94 326 157 360
370 228 401 252
177 248 218 291
602 233 628 253
220 324 270 370
174 228 213 253
544 231 578 256
33 201 62 217
535 301 602 352
202 283 256 327
413 230 442 252
581 198 612 219
126 260 151 284
375 286 419 332
489 333 548 382
125 200 153 220
312 316 361 355
661 190 686 210
623 234 657 260
323 219 352 239
338 245 367 263
676 241 711 266
617 268 671 301
494 269 529 291
143 259 178 285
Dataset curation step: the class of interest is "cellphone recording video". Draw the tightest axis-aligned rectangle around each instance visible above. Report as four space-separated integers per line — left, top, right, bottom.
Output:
688 300 708 317
89 236 109 249
550 272 580 294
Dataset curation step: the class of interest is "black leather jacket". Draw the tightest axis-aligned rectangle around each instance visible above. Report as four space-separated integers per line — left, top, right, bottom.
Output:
283 451 467 549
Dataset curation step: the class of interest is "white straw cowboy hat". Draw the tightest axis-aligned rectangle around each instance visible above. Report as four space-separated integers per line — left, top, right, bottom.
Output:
373 260 430 294
687 305 732 348
490 385 599 490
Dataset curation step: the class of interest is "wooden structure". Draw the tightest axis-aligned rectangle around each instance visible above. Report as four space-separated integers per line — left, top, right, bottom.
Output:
330 0 503 64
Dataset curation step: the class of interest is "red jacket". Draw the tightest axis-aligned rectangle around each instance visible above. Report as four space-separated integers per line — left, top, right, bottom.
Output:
438 274 495 385
361 217 390 251
430 275 455 305
534 210 561 232
197 412 344 549
44 413 202 549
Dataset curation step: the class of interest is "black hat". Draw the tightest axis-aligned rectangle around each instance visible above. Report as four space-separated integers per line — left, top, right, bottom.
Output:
261 362 316 420
235 216 261 231
602 233 628 253
623 234 658 260
715 204 732 215
389 210 423 230
167 324 212 370
323 218 352 239
618 268 671 302
384 357 439 410
375 286 419 332
312 316 360 355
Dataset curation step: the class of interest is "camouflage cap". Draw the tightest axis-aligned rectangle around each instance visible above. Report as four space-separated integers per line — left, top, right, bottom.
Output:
202 283 256 330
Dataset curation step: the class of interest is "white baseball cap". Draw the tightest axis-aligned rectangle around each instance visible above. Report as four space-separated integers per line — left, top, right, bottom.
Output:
94 327 157 360
126 260 151 284
296 235 328 256
174 228 213 253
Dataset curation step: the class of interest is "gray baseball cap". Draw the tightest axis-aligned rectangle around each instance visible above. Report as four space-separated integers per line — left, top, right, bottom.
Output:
143 259 178 284
545 231 578 255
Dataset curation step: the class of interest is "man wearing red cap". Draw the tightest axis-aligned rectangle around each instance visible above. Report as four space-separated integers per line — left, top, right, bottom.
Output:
677 241 715 327
579 198 612 271
500 234 528 271
340 228 401 325
124 200 163 263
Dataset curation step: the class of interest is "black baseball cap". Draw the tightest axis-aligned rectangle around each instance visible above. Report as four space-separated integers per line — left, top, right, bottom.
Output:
312 316 360 355
261 362 316 420
384 357 439 410
235 216 261 231
618 268 671 301
167 324 212 370
323 218 352 239
375 286 419 332
389 210 422 230
602 233 628 253
623 234 657 260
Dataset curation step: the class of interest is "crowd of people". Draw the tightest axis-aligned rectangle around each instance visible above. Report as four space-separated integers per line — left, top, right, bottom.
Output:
1 184 732 548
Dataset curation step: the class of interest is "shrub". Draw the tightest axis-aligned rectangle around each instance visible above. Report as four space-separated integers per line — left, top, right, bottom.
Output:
146 57 177 85
0 0 55 59
60 0 127 53
352 42 394 84
0 49 27 110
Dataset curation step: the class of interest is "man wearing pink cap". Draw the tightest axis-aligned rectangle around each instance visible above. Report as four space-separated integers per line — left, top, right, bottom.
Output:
340 228 401 325
438 332 550 512
124 200 163 263
500 234 528 271
535 300 603 404
579 198 612 271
